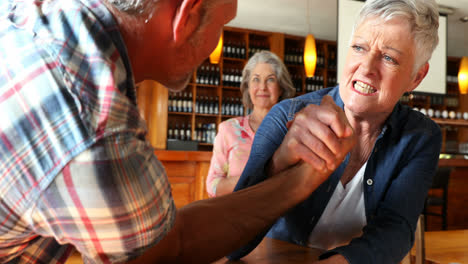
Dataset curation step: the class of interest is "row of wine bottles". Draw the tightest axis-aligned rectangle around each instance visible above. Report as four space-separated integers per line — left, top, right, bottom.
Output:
169 94 244 117
284 47 304 65
284 48 328 68
305 76 325 92
196 65 221 86
223 40 270 60
284 47 338 70
167 122 217 144
400 93 460 108
222 68 242 88
168 92 193 113
195 65 242 88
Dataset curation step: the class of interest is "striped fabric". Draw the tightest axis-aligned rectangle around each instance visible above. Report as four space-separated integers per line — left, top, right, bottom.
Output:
0 0 176 263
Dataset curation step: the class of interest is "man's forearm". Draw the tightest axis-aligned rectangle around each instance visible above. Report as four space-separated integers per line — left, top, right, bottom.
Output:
130 162 327 263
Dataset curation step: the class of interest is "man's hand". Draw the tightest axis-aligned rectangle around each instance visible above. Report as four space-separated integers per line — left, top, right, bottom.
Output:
269 95 356 176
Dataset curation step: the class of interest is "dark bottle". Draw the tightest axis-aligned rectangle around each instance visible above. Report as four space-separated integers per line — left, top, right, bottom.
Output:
197 66 204 84
225 97 231 115
167 124 173 139
223 69 229 87
214 66 220 86
221 97 226 115
174 123 180 140
186 124 192 141
235 69 242 87
168 93 173 112
182 92 188 112
209 66 215 86
240 41 246 59
203 96 209 114
195 95 200 113
180 124 186 141
197 123 203 142
208 97 214 115
214 96 219 115
225 40 232 58
176 92 183 112
187 92 193 113
230 97 236 116
173 93 179 112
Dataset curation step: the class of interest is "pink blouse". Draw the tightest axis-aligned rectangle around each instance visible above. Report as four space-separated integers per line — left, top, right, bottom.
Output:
206 115 255 197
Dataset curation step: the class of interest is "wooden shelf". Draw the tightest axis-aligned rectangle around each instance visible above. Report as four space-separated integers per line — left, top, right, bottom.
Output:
195 84 219 89
223 57 247 62
433 118 468 127
195 113 218 118
438 157 468 167
222 86 241 90
198 143 214 147
169 112 192 116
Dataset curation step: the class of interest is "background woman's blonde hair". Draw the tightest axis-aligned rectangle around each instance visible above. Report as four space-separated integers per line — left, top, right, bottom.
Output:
240 50 296 110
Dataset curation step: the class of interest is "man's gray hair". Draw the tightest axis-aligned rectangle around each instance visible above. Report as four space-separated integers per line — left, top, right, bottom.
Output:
105 0 156 15
240 50 296 110
353 0 439 72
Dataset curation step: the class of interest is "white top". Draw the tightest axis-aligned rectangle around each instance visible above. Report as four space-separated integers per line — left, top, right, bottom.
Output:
307 162 368 250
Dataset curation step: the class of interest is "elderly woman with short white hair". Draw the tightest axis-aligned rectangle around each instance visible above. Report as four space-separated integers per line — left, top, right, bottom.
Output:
229 0 442 263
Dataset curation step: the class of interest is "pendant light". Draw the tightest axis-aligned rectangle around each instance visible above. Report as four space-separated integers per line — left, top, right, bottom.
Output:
209 32 223 64
304 0 317 77
459 56 468 94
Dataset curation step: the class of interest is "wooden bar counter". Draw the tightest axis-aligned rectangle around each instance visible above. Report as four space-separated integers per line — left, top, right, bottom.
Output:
154 150 212 208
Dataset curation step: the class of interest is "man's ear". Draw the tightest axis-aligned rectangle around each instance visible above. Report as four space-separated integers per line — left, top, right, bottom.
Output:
173 0 203 43
408 62 429 92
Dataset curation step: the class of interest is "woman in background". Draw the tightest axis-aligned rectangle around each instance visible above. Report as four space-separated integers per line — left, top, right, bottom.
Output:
206 50 295 197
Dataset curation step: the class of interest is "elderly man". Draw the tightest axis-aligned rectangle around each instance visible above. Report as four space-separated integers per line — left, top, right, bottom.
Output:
0 0 354 263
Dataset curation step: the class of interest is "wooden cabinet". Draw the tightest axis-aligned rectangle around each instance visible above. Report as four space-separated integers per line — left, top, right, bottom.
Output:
154 150 212 208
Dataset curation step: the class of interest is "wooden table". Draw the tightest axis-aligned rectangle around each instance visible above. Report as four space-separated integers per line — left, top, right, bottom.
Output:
412 229 468 264
212 237 323 264
66 237 322 264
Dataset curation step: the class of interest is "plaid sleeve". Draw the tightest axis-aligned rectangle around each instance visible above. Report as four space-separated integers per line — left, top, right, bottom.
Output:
24 133 176 264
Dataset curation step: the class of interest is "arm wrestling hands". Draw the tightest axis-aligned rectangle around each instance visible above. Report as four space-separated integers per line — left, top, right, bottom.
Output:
269 95 356 183
127 96 355 264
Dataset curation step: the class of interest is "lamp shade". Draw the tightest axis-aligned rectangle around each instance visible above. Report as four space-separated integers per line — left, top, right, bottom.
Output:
459 56 468 94
209 33 223 64
304 34 317 78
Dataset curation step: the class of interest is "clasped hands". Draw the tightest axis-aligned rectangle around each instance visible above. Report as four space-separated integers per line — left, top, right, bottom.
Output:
269 95 357 190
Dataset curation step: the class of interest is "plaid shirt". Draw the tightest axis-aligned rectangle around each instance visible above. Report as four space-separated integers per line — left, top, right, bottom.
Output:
0 0 176 263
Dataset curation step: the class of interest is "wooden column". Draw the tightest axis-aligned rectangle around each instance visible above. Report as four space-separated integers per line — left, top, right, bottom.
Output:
269 32 285 60
137 80 168 149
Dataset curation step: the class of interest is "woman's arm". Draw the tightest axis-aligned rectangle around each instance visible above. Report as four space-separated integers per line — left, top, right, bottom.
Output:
206 121 232 197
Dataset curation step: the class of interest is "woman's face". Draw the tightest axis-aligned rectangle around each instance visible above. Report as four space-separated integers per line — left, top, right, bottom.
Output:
340 16 427 118
249 63 282 111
